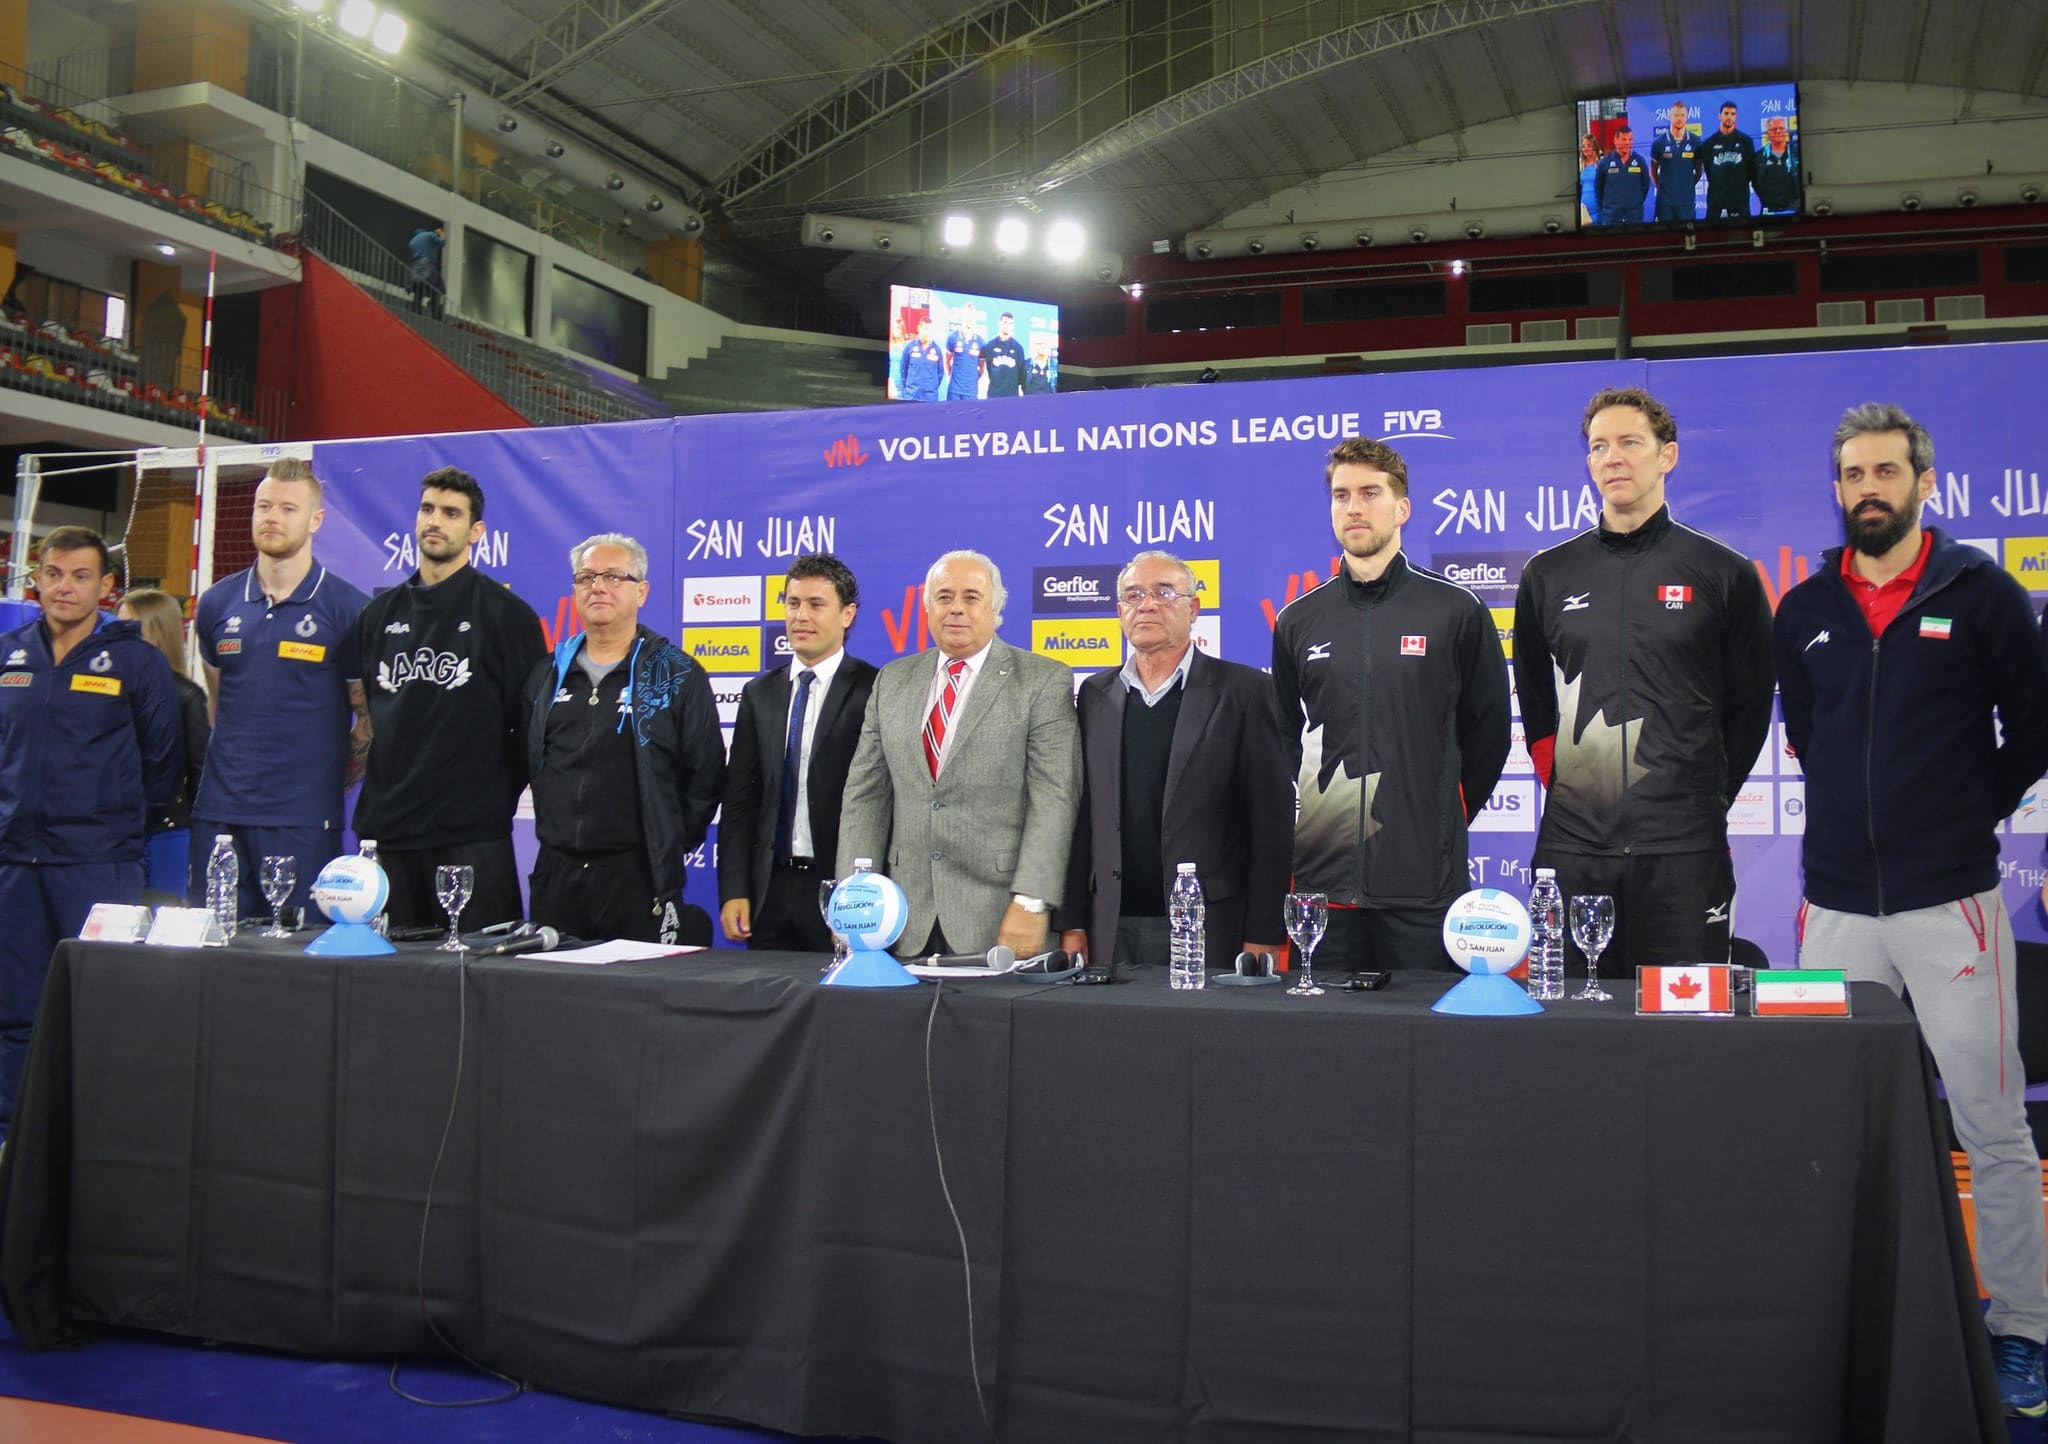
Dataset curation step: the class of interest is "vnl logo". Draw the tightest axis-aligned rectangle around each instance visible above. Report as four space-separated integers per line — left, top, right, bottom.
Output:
823 434 869 468
1380 409 1454 441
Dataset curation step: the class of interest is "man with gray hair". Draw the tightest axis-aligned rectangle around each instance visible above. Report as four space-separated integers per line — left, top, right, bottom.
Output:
1057 550 1291 973
521 532 724 944
838 549 1081 958
1774 401 2048 1416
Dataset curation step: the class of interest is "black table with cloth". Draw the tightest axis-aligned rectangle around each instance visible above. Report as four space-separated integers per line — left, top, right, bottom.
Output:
0 940 2002 1443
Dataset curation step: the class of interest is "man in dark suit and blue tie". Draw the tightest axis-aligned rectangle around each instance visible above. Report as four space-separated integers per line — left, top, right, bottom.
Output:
719 555 877 951
1058 551 1293 971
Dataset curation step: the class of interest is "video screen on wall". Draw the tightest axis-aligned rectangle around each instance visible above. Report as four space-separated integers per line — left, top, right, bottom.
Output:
1575 82 1800 229
887 285 1059 402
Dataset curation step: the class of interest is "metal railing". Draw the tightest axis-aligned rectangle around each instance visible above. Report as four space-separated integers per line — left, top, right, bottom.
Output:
299 192 662 427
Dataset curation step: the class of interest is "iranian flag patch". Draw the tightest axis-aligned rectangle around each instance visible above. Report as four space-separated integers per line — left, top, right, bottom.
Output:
1920 616 1953 640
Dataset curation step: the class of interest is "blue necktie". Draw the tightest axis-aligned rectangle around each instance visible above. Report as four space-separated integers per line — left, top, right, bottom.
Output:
777 669 815 860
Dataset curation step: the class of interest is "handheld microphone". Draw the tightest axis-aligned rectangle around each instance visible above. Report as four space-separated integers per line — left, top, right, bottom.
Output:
468 926 560 958
1017 948 1074 974
921 945 1016 969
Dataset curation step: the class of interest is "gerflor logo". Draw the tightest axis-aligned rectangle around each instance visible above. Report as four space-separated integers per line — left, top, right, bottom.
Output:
376 649 473 693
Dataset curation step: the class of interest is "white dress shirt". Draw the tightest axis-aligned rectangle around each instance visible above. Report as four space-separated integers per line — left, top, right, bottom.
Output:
785 647 845 859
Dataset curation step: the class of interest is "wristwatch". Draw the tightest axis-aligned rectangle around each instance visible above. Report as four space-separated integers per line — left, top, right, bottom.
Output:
1011 894 1047 914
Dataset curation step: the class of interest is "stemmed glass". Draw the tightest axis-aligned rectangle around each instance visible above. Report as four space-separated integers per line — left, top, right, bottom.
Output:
819 879 851 975
259 856 297 938
1284 891 1329 997
434 864 474 952
1569 894 1616 1002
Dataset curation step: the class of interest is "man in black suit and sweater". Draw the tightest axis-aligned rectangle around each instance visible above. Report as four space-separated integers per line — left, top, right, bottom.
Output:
719 555 878 951
1058 550 1293 971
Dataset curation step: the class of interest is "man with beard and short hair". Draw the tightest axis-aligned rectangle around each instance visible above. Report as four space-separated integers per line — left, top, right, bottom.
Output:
982 312 1026 397
1513 387 1775 972
1271 438 1510 970
190 456 370 917
1701 100 1758 220
1649 101 1703 223
354 467 547 928
523 533 723 944
1774 401 2048 1418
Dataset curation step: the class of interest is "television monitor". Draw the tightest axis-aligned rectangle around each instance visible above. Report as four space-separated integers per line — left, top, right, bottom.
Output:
886 284 1060 402
1575 83 1800 229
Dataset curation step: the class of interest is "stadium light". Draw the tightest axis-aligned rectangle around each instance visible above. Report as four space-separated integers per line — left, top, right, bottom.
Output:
941 215 974 248
1448 258 1467 277
1046 220 1085 263
370 11 407 54
994 217 1028 255
337 0 375 38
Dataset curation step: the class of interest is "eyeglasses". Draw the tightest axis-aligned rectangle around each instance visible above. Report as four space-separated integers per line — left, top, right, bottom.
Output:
572 570 642 590
1118 584 1186 608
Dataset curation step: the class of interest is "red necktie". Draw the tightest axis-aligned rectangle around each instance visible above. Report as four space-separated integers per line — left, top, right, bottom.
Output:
924 657 966 780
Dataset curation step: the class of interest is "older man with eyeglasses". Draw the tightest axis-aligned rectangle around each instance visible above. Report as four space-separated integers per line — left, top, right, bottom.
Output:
520 532 724 945
1056 550 1293 974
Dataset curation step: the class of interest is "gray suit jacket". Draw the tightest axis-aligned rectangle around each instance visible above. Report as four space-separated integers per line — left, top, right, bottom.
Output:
837 637 1081 957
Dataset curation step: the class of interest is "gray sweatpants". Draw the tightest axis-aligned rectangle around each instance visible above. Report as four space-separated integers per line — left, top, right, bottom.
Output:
1802 887 2048 1342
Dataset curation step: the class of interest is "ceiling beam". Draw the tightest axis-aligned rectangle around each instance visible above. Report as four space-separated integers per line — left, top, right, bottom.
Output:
1661 0 1685 89
494 0 685 108
1031 0 1600 198
1903 0 1932 87
1599 0 1630 98
711 0 1120 211
1727 0 1743 84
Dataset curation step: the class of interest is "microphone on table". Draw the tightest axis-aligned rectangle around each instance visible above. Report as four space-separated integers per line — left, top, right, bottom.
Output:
922 945 1016 969
467 926 560 958
1016 949 1076 975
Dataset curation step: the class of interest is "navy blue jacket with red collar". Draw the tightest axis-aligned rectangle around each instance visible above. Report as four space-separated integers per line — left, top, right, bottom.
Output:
1773 527 2048 916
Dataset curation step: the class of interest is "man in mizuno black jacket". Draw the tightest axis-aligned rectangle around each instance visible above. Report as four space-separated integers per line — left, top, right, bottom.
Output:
1774 402 2048 1416
1513 387 1774 972
1272 437 1511 970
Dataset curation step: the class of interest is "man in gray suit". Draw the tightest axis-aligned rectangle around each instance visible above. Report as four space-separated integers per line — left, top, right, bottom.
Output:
837 549 1082 959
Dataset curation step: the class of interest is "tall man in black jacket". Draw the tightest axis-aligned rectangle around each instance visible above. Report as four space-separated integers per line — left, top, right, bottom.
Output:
1774 402 2048 1417
719 555 876 951
354 468 547 928
1273 437 1511 970
1058 550 1292 972
1514 387 1774 971
523 533 724 944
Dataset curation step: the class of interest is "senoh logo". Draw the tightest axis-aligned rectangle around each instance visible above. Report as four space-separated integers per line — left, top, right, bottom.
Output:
1380 408 1452 440
683 575 763 624
1191 615 1221 654
1470 780 1535 833
1031 617 1122 662
1033 564 1121 613
1435 552 1521 598
683 626 763 673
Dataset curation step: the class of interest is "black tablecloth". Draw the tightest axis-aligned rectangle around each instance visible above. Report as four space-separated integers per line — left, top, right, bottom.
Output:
0 943 2003 1443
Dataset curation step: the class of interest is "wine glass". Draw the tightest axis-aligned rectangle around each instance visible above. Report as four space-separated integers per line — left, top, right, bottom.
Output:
434 864 474 952
1284 891 1329 997
818 878 850 975
259 856 297 938
1569 894 1616 1002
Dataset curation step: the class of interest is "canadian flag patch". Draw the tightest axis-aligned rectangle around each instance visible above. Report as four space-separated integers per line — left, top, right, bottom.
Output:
1659 585 1692 605
1400 635 1427 657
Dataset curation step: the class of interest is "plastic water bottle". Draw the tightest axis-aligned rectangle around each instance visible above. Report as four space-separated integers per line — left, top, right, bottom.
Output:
1527 868 1565 1001
359 839 388 937
206 834 238 941
1168 862 1206 991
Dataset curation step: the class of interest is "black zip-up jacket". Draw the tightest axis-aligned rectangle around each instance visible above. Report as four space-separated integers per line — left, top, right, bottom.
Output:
1774 528 2048 915
1513 505 1775 856
523 624 725 901
1271 551 1510 908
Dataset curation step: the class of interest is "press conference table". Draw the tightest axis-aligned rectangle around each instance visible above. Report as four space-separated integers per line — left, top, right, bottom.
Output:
0 941 2002 1444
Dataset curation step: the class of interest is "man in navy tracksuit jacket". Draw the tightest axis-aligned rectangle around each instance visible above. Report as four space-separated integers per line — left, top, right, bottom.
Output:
0 526 180 1140
1774 402 2048 1416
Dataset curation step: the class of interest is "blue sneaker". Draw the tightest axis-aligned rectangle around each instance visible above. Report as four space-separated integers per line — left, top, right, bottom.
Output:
1992 1333 2047 1417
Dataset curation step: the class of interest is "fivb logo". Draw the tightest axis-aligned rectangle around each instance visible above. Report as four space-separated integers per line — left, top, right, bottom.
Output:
1380 409 1452 440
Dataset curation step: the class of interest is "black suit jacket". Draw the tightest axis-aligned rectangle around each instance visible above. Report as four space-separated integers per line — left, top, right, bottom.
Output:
1058 649 1293 967
718 653 879 910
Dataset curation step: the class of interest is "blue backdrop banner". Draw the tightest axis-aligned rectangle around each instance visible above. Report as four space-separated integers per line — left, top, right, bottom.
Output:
306 341 2048 957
